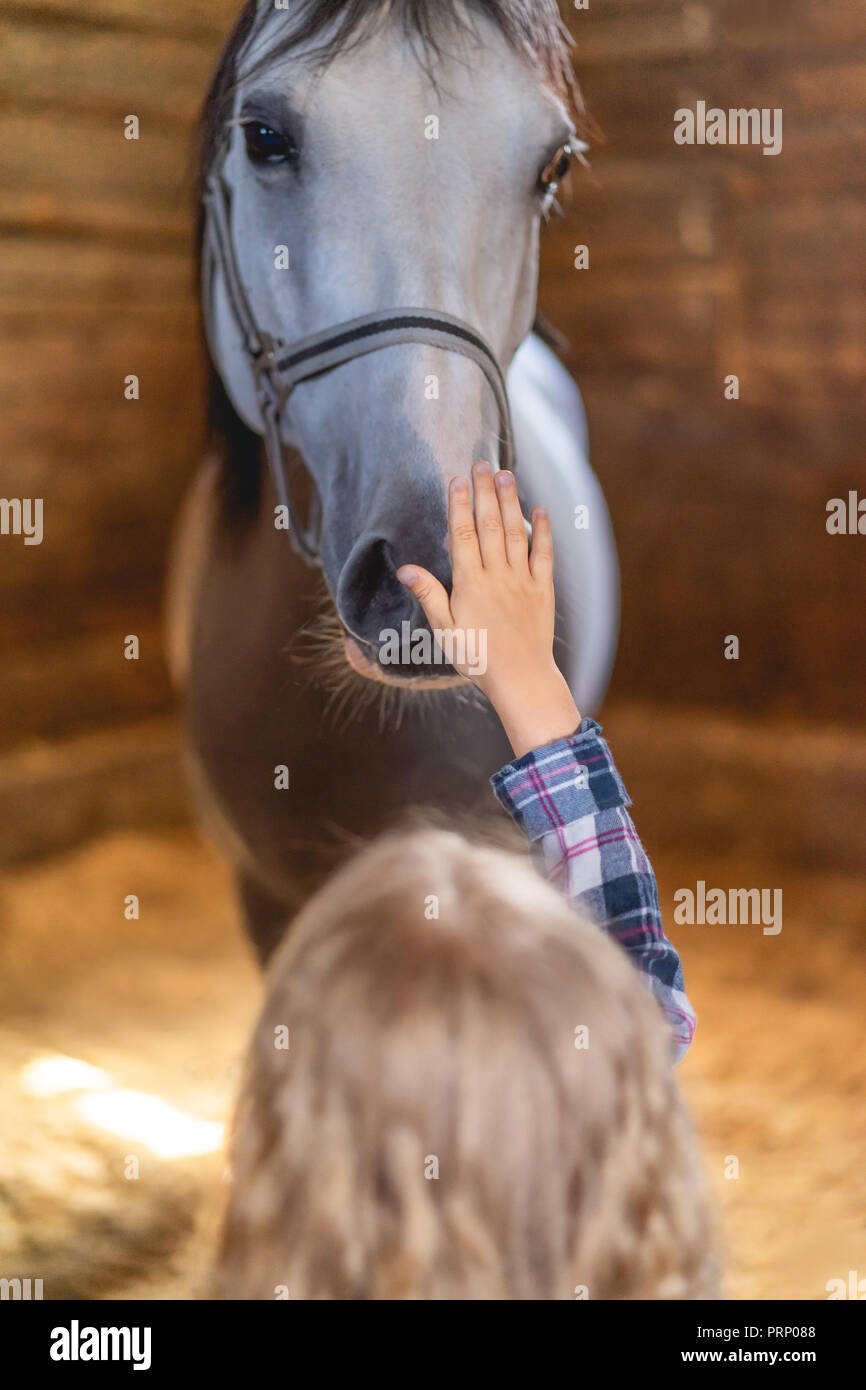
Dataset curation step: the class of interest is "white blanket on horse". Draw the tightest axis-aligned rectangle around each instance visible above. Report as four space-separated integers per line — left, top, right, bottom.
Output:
508 333 619 715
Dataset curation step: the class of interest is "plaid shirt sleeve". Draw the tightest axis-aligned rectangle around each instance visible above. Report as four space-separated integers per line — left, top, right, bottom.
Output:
490 717 696 1062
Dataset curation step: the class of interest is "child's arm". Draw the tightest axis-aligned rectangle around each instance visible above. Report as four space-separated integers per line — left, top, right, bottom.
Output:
489 721 696 1061
397 461 696 1061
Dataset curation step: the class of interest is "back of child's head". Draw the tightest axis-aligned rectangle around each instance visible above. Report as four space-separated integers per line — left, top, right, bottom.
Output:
216 826 715 1299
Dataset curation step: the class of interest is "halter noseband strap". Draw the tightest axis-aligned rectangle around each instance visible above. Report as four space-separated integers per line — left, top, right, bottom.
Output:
202 152 515 565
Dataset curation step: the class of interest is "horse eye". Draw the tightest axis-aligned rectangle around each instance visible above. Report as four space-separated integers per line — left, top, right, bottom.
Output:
243 121 293 165
539 144 573 193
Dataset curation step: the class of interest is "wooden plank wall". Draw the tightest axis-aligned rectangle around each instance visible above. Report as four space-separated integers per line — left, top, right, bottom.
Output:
0 0 863 757
0 0 240 749
545 0 866 721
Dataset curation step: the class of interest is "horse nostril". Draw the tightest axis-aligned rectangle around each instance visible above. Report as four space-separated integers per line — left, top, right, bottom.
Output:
381 540 400 578
336 538 412 648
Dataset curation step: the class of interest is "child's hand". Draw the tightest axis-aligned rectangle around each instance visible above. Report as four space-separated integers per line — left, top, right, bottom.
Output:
396 461 581 759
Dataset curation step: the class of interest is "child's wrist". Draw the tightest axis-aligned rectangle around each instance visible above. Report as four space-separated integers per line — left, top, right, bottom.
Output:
483 667 581 760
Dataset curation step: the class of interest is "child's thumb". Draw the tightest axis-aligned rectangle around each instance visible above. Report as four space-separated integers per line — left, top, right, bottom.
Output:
396 566 452 632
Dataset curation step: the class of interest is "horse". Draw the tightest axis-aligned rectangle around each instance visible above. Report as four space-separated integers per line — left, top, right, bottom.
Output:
167 0 619 963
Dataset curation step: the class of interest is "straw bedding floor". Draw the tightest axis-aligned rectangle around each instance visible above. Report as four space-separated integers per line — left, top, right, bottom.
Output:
0 827 863 1300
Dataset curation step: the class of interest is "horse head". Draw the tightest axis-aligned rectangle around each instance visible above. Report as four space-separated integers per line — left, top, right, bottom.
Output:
199 1 579 684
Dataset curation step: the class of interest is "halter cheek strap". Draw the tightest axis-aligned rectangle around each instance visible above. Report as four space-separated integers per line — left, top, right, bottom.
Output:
202 150 515 565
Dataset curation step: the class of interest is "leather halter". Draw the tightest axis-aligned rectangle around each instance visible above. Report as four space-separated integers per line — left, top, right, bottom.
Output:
202 141 515 564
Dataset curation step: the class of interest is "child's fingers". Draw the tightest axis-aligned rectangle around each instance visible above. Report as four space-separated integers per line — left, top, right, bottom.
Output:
447 475 482 579
396 565 453 632
493 471 529 568
528 507 554 581
471 461 506 569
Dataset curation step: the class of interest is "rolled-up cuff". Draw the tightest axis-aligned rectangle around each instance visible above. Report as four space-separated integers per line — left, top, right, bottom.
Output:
490 717 632 840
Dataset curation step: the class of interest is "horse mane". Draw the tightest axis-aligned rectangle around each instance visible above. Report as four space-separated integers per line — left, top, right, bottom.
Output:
195 0 582 519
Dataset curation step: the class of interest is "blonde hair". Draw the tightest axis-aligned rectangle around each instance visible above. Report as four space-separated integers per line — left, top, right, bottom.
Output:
216 828 716 1299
